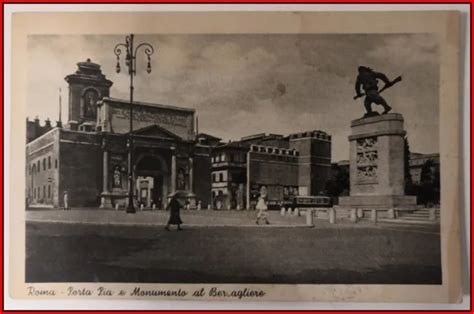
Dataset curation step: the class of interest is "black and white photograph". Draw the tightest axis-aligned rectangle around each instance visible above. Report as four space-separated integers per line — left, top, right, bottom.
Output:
7 9 464 304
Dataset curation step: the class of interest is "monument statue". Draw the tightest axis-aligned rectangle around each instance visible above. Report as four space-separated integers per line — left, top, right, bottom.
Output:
354 66 402 118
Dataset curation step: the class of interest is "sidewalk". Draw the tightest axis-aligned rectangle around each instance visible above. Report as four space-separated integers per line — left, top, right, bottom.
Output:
25 208 441 232
25 208 312 228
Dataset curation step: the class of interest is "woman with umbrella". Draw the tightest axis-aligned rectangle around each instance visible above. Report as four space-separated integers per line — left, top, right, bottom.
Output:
165 193 184 231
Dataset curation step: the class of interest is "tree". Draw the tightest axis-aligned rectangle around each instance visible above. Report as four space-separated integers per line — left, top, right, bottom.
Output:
432 164 440 205
420 159 434 182
419 159 435 207
325 164 350 198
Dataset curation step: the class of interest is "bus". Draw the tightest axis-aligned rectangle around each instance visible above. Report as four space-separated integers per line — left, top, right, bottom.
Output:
267 195 332 210
284 195 332 209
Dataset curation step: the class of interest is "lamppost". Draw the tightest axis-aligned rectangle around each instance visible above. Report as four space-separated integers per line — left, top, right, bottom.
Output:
114 34 155 213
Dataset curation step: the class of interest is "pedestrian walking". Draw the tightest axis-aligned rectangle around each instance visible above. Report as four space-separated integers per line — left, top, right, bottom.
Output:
63 190 69 210
255 193 270 225
165 193 183 231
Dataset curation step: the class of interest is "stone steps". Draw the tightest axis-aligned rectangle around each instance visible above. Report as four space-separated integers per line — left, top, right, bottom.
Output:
403 213 430 218
399 209 440 219
397 216 432 221
379 218 439 225
390 209 440 224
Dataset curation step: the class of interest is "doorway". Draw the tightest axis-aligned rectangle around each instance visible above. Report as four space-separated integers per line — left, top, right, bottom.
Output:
135 154 169 209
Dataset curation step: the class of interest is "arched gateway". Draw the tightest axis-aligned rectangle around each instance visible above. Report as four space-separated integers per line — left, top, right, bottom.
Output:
134 154 169 209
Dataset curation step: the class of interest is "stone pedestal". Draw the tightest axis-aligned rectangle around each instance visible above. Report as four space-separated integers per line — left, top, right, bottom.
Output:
339 113 416 209
100 192 128 209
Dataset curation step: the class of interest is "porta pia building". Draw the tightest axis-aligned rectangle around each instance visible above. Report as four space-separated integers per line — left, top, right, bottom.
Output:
26 59 210 209
26 59 332 210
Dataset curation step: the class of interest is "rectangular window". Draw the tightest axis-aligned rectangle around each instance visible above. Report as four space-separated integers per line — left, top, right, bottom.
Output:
48 156 51 169
43 158 46 171
37 160 40 172
48 185 51 198
219 173 224 182
221 153 226 162
215 173 219 182
211 157 214 163
43 186 46 198
55 159 58 168
215 155 220 162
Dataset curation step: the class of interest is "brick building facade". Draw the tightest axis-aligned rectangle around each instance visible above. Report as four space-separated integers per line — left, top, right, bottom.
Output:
210 131 332 210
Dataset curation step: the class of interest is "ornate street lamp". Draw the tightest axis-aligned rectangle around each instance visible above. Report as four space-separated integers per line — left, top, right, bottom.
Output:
114 34 155 213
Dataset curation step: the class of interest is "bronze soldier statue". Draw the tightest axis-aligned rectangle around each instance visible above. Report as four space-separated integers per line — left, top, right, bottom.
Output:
355 66 402 117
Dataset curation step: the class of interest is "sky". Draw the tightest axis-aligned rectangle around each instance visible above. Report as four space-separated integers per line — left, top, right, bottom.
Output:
27 33 439 162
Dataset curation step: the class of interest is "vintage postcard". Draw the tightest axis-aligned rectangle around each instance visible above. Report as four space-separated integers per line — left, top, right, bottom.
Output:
8 9 463 304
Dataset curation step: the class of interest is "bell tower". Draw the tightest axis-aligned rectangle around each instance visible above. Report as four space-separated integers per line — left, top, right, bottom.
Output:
64 59 113 128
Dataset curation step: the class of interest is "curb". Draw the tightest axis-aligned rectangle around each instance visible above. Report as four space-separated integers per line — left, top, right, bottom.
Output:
25 219 313 228
378 219 440 226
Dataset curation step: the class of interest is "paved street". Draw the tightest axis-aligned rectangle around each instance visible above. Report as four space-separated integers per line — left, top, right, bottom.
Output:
26 211 441 284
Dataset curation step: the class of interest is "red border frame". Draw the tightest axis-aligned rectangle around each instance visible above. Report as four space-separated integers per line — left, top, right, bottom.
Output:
1 1 471 313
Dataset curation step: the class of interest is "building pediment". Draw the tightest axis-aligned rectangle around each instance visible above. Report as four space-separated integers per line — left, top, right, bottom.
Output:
131 124 182 141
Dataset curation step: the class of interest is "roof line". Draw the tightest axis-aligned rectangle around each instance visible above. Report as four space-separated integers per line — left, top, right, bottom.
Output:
100 97 195 113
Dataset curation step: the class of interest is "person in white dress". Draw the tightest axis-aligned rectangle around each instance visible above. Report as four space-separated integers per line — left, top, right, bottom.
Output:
255 192 270 225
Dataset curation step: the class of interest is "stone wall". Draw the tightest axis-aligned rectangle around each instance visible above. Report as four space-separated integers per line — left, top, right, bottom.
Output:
58 130 102 207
